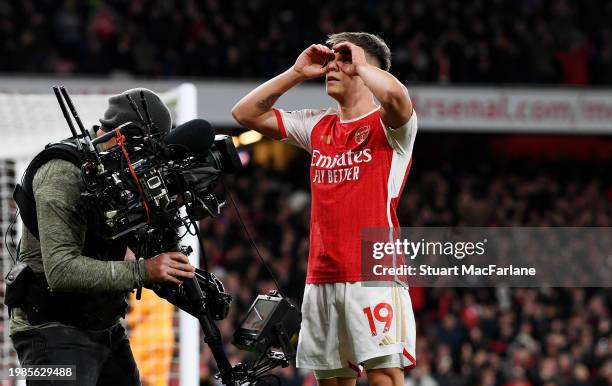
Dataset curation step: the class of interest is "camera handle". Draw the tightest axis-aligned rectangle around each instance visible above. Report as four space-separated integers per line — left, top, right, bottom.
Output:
146 226 239 385
181 276 237 386
175 220 237 386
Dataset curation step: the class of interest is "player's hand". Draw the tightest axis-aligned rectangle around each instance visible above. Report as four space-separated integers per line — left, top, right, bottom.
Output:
144 252 195 284
292 44 335 80
332 42 368 76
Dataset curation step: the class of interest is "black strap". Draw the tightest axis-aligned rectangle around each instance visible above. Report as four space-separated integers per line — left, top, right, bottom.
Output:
13 142 84 240
13 184 39 239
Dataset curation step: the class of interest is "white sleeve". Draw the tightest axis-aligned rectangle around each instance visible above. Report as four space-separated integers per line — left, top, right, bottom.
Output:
382 111 418 156
273 108 327 153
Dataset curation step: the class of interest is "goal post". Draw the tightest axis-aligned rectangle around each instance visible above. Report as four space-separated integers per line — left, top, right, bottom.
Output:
0 83 199 386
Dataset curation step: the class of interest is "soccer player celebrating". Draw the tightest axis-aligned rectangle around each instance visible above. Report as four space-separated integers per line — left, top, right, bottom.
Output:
232 32 417 386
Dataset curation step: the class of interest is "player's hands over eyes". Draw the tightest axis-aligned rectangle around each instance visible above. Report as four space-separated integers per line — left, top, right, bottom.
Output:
144 252 196 284
332 42 368 76
293 44 335 80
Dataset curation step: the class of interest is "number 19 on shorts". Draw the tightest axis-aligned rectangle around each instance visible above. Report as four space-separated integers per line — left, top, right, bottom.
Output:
363 303 393 336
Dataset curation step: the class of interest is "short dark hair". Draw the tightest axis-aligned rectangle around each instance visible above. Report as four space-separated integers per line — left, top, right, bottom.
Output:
326 32 391 71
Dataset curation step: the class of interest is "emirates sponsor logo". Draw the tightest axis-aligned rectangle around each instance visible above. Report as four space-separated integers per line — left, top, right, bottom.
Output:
355 125 370 144
310 148 373 169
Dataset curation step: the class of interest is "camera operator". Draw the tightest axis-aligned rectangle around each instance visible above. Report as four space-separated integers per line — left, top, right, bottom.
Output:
8 88 195 385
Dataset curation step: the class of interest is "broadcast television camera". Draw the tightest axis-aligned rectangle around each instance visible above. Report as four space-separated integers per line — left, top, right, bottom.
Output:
87 118 242 241
32 86 301 385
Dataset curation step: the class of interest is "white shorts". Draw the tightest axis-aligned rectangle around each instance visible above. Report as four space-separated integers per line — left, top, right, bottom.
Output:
296 282 416 377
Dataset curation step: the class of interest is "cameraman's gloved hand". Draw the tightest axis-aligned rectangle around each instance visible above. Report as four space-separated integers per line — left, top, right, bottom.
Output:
148 268 205 317
144 252 195 284
148 268 231 320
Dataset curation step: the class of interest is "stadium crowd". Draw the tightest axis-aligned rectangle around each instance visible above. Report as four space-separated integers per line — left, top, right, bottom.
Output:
2 0 612 85
1 1 611 385
194 151 612 386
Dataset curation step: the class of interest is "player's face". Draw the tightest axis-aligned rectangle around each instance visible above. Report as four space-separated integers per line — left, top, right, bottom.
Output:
325 50 365 100
325 51 350 97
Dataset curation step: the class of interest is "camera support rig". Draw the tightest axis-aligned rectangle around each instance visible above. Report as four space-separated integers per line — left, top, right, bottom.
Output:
143 219 300 386
51 86 301 386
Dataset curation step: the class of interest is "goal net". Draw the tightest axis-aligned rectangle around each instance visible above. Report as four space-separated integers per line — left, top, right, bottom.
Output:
0 83 200 386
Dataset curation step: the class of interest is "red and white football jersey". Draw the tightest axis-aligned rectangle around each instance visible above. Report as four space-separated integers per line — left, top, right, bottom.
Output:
273 107 417 283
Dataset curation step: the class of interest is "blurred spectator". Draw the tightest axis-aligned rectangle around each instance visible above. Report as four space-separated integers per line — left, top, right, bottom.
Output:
2 0 612 84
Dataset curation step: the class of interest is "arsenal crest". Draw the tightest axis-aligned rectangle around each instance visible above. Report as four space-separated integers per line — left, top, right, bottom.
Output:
354 125 370 145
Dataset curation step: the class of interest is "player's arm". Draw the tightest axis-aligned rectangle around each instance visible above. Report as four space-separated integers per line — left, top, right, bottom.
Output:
333 42 413 129
232 44 333 139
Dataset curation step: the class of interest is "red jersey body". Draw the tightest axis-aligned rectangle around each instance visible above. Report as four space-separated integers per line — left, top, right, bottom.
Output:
274 107 418 283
